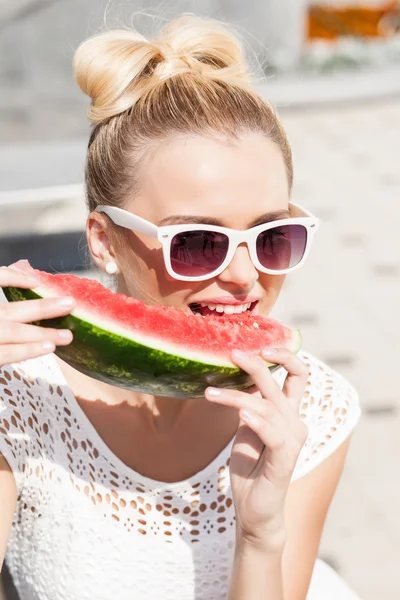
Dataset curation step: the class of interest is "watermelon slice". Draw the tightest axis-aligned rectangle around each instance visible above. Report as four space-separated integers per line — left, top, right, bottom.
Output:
3 267 302 398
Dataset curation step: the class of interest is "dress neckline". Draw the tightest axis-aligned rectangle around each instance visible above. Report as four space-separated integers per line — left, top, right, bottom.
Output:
46 354 235 491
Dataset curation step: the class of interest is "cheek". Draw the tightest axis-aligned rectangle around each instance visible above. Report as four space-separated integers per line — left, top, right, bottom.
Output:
117 232 193 304
258 274 286 312
114 231 166 286
124 231 164 270
114 232 165 299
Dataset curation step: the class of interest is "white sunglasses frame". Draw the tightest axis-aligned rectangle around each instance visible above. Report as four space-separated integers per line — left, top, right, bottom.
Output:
95 201 320 282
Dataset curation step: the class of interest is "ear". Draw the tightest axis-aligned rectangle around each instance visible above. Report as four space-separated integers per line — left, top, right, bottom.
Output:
86 213 117 272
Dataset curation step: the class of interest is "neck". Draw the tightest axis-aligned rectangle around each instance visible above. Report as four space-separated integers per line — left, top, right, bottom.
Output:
55 356 203 432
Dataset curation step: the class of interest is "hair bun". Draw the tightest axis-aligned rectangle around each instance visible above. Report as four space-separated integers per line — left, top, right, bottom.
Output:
73 15 251 124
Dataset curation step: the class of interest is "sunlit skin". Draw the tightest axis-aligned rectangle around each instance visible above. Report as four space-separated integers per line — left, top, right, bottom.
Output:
114 134 289 312
0 126 353 600
81 133 290 424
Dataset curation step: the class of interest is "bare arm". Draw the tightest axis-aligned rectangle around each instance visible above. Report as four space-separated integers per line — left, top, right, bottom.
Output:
228 438 351 600
282 437 352 599
0 454 18 572
228 534 285 600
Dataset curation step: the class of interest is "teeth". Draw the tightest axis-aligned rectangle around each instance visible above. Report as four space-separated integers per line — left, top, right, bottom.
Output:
223 305 235 314
234 303 251 313
199 302 252 314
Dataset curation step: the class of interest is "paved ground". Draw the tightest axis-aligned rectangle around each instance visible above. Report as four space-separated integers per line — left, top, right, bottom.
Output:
275 99 400 600
1 98 399 599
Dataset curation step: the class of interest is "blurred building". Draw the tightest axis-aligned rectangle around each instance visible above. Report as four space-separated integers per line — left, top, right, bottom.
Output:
2 0 400 146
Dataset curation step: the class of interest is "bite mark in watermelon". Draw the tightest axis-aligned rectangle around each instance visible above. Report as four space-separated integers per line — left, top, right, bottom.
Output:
3 266 302 398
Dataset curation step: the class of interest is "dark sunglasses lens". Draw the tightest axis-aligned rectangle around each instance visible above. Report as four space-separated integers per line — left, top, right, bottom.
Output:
170 230 229 277
256 224 307 271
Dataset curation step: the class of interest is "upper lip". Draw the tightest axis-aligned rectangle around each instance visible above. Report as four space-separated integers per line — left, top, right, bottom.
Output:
190 297 260 306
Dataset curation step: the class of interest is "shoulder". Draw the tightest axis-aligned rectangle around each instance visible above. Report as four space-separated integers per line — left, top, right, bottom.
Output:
0 355 56 410
299 350 360 419
0 356 59 491
275 350 361 481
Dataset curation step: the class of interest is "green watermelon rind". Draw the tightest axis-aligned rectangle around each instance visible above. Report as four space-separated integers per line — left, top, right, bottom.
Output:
3 286 302 399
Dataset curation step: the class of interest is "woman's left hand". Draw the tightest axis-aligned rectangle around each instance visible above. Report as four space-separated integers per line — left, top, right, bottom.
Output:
205 348 309 549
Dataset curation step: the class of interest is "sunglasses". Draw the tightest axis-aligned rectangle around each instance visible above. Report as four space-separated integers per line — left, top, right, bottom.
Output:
95 202 320 282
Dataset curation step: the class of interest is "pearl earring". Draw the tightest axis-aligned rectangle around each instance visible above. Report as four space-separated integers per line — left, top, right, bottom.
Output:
105 261 118 275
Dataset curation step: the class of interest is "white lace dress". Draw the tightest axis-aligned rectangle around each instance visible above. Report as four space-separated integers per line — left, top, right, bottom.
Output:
0 351 361 600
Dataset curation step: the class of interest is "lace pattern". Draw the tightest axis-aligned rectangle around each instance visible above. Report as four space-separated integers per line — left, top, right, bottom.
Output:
0 351 361 600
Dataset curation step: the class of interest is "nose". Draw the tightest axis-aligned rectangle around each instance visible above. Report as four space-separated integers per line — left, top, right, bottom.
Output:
217 243 259 289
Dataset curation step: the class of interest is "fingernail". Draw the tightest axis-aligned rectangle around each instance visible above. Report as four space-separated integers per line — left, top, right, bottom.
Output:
42 341 55 351
262 348 277 357
241 409 253 421
207 387 222 398
56 296 75 307
232 350 248 360
58 330 73 340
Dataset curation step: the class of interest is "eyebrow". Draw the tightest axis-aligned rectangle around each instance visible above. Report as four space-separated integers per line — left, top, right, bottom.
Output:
158 209 291 228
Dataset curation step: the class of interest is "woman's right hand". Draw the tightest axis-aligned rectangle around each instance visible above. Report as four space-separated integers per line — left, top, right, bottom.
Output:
0 264 76 367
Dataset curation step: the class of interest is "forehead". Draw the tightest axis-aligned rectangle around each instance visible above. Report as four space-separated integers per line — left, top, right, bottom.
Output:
131 134 290 227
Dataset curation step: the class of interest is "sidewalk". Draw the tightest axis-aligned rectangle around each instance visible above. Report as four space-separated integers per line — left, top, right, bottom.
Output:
274 98 400 600
1 97 399 600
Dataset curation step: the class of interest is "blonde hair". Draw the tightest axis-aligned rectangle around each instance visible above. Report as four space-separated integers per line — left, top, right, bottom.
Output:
74 15 293 212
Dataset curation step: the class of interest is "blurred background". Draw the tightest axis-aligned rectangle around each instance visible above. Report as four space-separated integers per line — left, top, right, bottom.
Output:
1 1 400 598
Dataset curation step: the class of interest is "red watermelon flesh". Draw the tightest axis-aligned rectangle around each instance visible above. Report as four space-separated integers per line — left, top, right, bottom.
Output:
4 262 302 396
23 266 294 359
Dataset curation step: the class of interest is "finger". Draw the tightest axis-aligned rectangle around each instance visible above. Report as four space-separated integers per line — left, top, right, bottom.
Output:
231 420 265 467
231 350 287 412
206 386 289 474
206 387 274 422
243 385 300 428
0 321 73 345
244 385 262 398
0 296 75 324
239 409 286 452
205 385 304 446
261 348 309 411
0 341 55 367
239 411 306 475
7 259 34 273
206 386 292 449
0 266 38 288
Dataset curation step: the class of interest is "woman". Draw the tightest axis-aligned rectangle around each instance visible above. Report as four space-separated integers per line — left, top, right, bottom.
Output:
0 15 361 600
